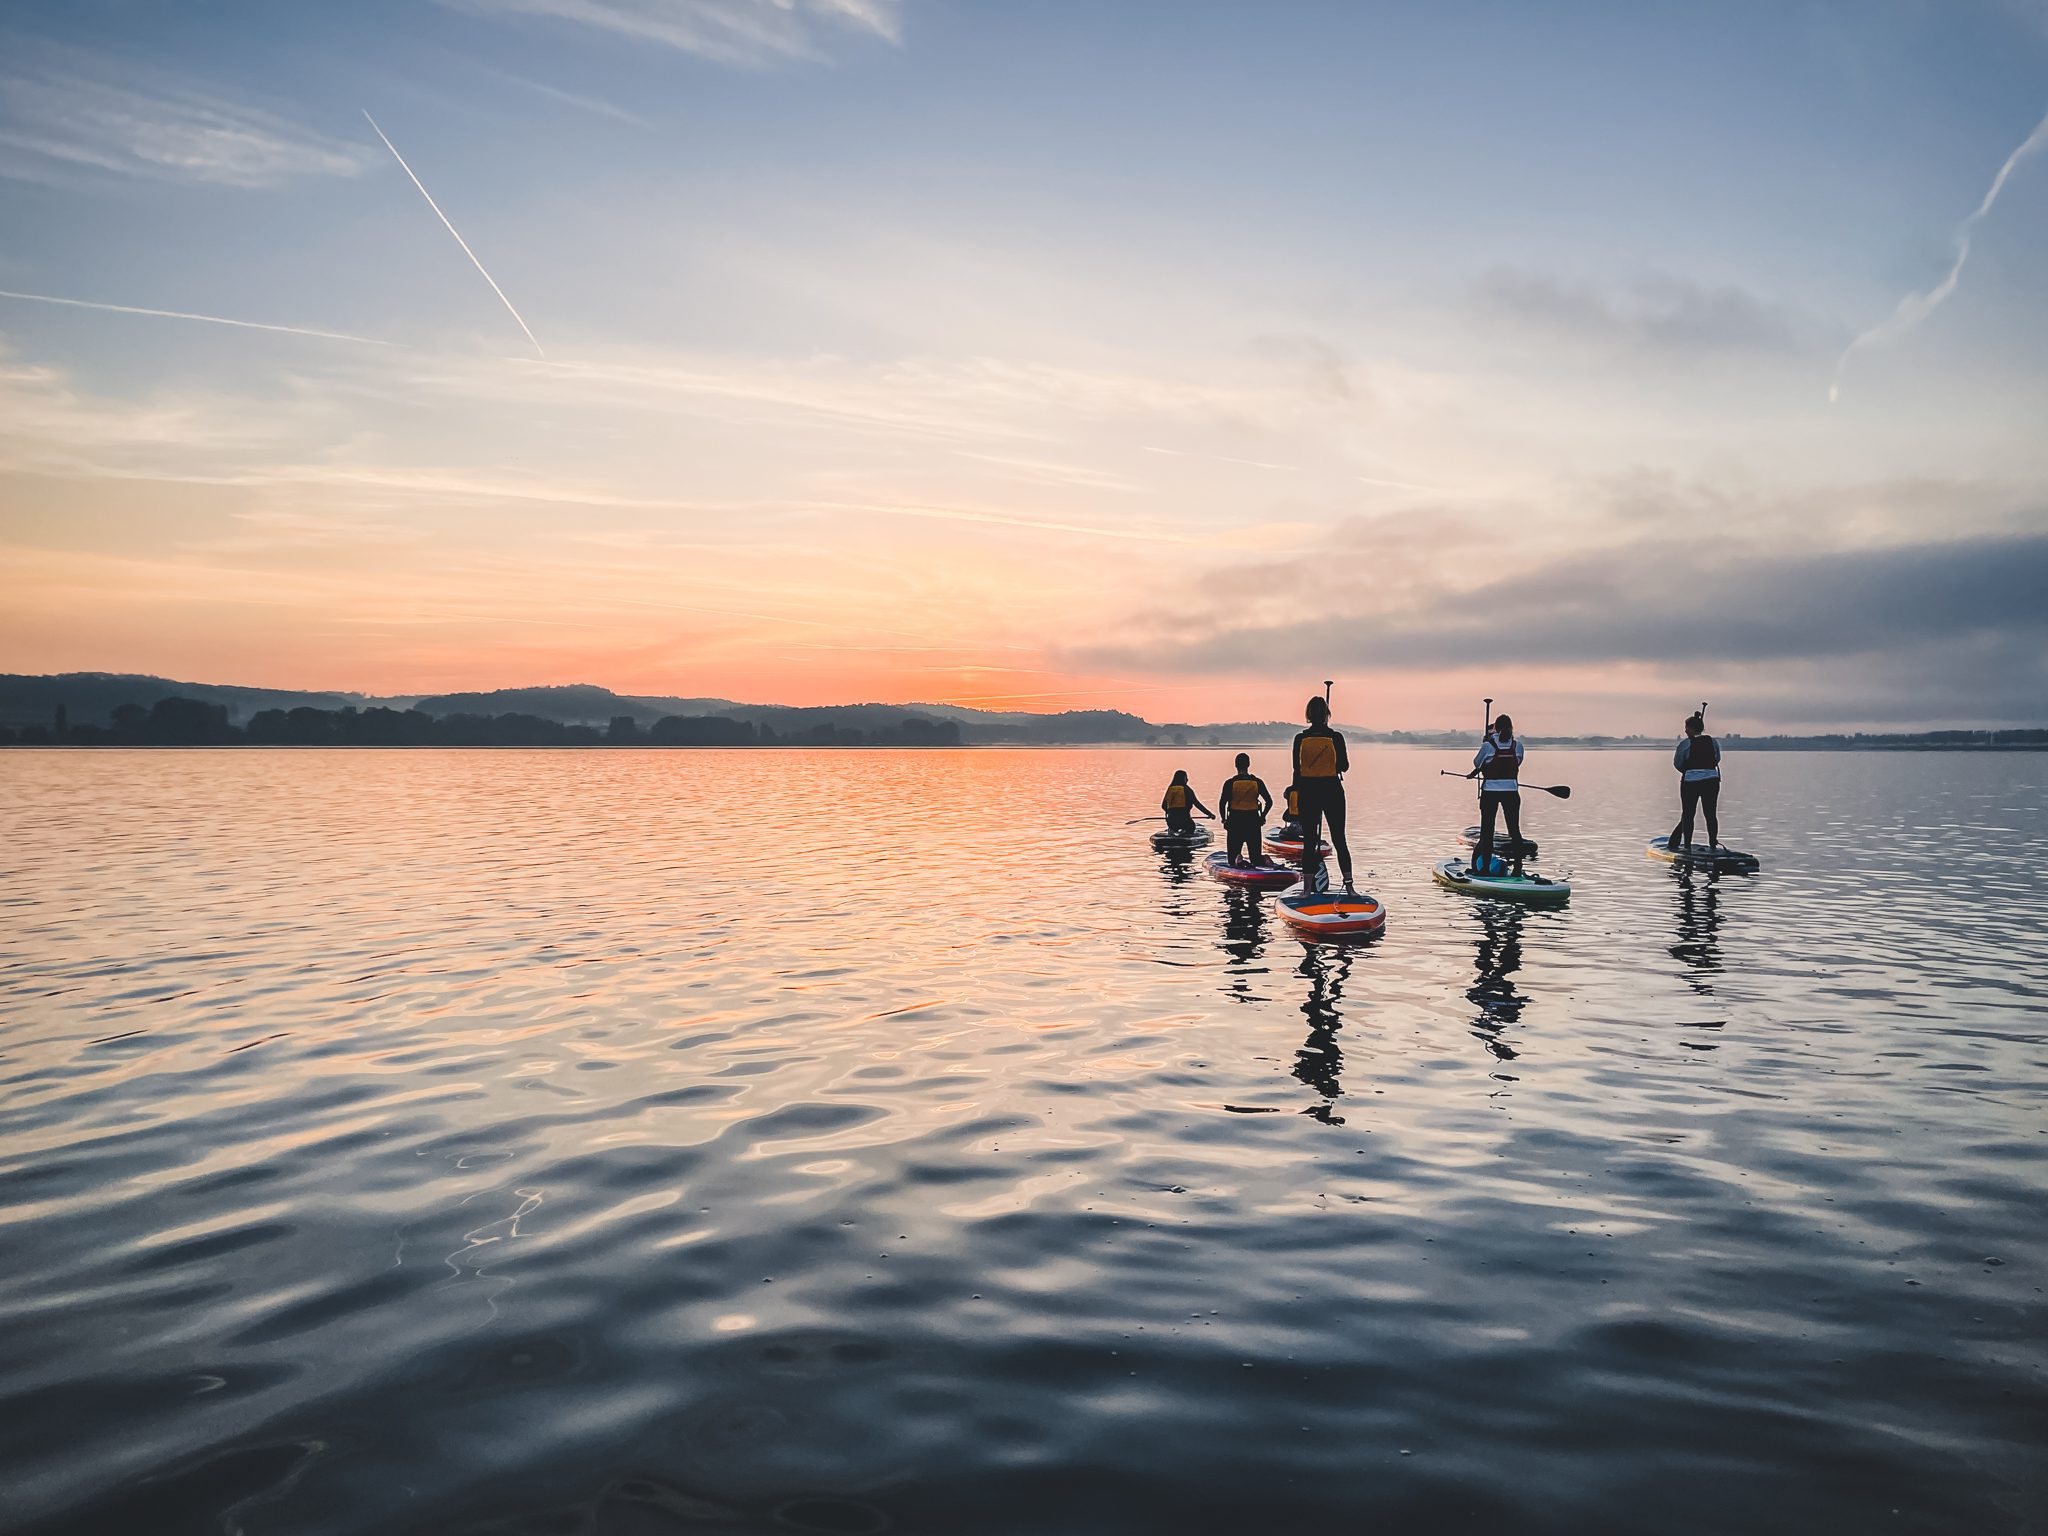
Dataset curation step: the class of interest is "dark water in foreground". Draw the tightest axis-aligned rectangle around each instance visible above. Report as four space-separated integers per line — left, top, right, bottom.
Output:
2 747 2045 1534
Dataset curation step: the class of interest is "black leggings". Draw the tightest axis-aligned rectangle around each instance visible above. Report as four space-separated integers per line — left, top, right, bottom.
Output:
1225 812 1264 865
1475 790 1523 871
1297 781 1353 890
1670 779 1720 847
1165 808 1196 834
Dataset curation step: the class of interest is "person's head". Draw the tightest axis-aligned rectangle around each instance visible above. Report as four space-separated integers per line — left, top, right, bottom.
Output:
1171 769 1188 784
1305 696 1329 726
1494 713 1514 739
1234 752 1250 771
1685 712 1705 737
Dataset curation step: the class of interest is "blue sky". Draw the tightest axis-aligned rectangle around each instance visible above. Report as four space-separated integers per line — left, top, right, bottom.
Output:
2 0 2045 728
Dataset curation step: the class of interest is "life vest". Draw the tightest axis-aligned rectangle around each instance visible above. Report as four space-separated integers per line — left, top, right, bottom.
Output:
1298 732 1339 778
1284 785 1301 819
1226 775 1262 813
1679 734 1721 780
1479 734 1522 789
1164 783 1189 810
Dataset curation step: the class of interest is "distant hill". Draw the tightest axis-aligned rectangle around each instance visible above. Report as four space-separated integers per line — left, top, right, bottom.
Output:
0 673 378 727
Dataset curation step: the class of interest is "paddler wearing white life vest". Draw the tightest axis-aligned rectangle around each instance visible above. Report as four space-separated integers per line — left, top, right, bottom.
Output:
1668 711 1723 851
1468 714 1527 876
1159 769 1215 836
1291 696 1357 894
1216 753 1274 867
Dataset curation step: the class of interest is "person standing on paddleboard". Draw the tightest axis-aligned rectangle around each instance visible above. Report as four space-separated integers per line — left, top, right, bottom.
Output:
1217 754 1274 868
1668 711 1722 851
1160 770 1214 837
1469 714 1526 876
1292 697 1357 894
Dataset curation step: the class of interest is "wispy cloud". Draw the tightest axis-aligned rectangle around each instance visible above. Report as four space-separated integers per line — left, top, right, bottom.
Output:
1478 268 1809 356
1831 103 2048 402
441 0 903 66
362 112 546 360
0 45 371 188
484 70 650 127
0 288 388 347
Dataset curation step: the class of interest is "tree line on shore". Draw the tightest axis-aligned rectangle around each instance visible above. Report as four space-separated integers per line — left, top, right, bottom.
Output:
0 697 963 748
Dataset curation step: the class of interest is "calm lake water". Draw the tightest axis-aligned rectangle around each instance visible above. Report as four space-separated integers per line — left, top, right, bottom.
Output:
3 746 2045 1534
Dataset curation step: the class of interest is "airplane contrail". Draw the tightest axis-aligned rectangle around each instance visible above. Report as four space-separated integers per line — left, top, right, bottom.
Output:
1831 103 2048 403
0 288 388 346
361 110 545 361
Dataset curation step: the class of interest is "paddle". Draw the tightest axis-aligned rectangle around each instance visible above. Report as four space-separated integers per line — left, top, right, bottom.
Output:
1438 770 1571 798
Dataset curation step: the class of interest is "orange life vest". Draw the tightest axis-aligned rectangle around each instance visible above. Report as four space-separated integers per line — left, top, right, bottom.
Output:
1298 734 1338 778
1164 783 1189 810
1227 775 1262 813
1284 785 1301 818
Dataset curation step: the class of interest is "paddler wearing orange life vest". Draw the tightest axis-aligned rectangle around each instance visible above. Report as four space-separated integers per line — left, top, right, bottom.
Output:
1159 769 1215 836
1292 696 1357 894
1216 753 1274 867
1274 783 1304 841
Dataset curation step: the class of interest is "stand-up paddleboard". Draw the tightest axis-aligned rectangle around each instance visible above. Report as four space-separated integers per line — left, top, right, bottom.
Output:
1277 885 1387 940
1203 851 1298 889
1432 858 1570 905
1460 825 1539 859
1646 836 1761 873
1266 828 1332 862
1150 825 1212 852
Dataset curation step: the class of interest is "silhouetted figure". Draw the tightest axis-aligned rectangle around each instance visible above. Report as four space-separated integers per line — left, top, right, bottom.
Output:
1292 696 1356 894
1273 783 1304 842
1160 769 1215 836
1468 713 1526 876
1668 711 1722 851
1217 752 1273 866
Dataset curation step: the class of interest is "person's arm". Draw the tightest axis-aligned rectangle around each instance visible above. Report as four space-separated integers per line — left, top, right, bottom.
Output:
1473 739 1493 776
1334 733 1350 775
1673 739 1688 772
1256 778 1273 817
1291 733 1303 781
1193 794 1214 819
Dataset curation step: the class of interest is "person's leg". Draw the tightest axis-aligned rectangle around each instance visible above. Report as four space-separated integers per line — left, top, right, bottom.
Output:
1701 780 1721 847
1477 792 1499 871
1502 792 1524 876
1168 808 1193 835
1326 789 1354 889
1226 814 1247 865
1674 781 1700 847
1301 797 1327 892
1249 820 1265 864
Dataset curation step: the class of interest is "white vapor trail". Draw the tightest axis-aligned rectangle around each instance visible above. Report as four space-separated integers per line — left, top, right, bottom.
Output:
362 110 545 360
0 287 387 346
1831 104 2048 402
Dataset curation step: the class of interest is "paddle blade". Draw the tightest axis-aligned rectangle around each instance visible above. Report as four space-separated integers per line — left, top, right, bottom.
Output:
1547 785 1572 799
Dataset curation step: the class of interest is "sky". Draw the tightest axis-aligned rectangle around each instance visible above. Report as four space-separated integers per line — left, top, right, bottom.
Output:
2 0 2046 732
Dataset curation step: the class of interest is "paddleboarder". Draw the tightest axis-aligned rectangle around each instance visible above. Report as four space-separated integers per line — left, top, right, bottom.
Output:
1292 696 1358 894
1217 754 1274 867
1160 770 1214 837
1275 783 1304 841
1668 709 1722 852
1468 712 1526 876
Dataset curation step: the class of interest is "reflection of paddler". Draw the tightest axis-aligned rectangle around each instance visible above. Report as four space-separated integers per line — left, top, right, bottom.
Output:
1160 770 1215 836
1216 753 1273 867
1291 696 1356 894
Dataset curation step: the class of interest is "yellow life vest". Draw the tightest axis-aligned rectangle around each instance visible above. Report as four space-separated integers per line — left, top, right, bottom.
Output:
1299 734 1338 778
1227 775 1262 812
1164 783 1189 810
1284 785 1301 818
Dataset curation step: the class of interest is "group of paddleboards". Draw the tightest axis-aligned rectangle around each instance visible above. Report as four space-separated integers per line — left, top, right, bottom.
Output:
1148 692 1760 943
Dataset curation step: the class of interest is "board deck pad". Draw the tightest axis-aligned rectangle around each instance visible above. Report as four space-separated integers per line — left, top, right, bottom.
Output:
1150 826 1212 851
1646 836 1761 873
1431 858 1571 904
1277 887 1387 940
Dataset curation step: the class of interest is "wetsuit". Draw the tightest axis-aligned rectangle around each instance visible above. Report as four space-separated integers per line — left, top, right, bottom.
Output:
1292 725 1354 891
1218 772 1272 865
1472 732 1525 874
1275 784 1304 838
1161 781 1197 835
1669 733 1722 848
